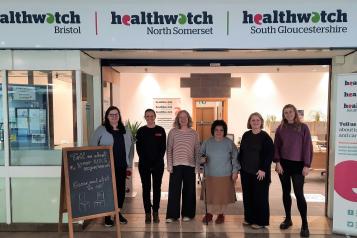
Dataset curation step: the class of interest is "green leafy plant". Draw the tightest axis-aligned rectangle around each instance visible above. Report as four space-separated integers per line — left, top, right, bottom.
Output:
126 120 141 142
265 115 277 130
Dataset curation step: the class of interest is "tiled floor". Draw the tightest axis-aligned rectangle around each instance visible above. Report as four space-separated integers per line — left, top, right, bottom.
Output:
1 168 338 237
123 166 327 216
0 215 346 238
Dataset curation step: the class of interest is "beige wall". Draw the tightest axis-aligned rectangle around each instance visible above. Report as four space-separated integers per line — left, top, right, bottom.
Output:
117 71 329 141
118 73 191 123
53 76 73 145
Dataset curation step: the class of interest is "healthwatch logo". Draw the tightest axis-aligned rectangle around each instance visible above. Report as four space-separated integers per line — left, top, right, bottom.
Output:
242 9 347 25
343 80 357 112
0 11 81 34
111 11 213 26
242 9 349 35
111 11 214 36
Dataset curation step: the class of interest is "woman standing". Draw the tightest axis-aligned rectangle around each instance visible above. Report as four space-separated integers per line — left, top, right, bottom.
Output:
200 120 240 224
238 112 274 229
166 110 200 223
274 104 313 237
136 109 166 224
89 106 133 227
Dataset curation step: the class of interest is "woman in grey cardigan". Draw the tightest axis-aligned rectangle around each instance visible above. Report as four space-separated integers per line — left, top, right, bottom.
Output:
90 106 133 227
200 120 240 224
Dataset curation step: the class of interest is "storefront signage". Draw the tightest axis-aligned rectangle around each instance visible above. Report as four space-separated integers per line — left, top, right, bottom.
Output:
333 74 357 236
0 0 356 49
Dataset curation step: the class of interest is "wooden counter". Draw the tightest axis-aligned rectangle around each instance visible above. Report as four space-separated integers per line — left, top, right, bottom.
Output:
311 151 327 171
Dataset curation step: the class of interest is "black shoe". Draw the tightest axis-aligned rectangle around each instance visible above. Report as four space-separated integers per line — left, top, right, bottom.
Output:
104 216 114 227
145 213 151 224
280 218 293 229
153 212 160 223
300 225 310 237
119 213 128 224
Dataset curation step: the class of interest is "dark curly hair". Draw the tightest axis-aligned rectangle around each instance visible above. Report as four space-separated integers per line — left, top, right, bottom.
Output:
211 120 227 137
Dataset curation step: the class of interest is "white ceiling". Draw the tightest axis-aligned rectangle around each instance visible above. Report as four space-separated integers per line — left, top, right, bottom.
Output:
84 49 355 60
111 65 330 73
86 49 354 73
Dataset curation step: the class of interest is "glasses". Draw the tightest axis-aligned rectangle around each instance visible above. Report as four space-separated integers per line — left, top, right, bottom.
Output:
108 113 119 117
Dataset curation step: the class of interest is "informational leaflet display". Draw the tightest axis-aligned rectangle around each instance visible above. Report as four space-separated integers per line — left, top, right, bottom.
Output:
153 98 181 132
5 84 49 148
333 74 357 236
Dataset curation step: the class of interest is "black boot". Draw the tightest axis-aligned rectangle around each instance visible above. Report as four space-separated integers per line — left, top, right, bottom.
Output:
279 217 293 229
153 211 160 223
119 213 128 224
145 213 151 224
300 222 310 237
104 216 114 227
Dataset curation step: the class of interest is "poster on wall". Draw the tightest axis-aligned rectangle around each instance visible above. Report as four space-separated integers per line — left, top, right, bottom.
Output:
153 98 181 132
333 74 357 236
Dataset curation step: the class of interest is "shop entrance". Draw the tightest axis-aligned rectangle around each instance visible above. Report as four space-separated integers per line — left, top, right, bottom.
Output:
100 62 330 218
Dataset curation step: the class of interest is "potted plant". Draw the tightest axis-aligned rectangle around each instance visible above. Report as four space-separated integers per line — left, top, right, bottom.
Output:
265 115 277 132
126 120 141 143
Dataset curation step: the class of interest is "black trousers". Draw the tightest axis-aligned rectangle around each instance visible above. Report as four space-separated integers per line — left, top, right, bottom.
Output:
115 166 127 209
240 170 270 226
166 165 196 219
279 160 307 225
139 163 164 213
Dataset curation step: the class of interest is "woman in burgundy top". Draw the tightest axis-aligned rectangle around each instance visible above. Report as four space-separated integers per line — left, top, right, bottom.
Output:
274 104 313 238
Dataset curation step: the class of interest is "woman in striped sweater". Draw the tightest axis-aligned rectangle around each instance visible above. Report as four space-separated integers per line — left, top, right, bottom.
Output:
165 110 200 223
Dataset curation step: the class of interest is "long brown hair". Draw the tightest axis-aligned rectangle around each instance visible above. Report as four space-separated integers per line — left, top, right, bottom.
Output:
280 104 301 131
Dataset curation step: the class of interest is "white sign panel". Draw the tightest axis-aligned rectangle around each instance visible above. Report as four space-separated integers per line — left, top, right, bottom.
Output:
0 1 356 49
333 74 357 236
153 98 181 133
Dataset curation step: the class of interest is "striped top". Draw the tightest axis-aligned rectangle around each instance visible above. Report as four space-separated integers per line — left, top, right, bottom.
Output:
166 128 200 172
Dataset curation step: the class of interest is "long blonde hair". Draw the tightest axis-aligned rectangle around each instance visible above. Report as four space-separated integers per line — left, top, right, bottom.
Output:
173 110 193 129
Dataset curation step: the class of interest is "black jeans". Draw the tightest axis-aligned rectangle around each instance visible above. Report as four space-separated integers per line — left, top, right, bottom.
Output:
279 160 307 225
166 165 196 219
240 170 270 226
139 163 164 213
115 166 127 209
105 166 126 222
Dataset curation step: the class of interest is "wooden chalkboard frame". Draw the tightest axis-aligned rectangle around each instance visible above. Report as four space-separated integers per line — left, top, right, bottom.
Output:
58 146 121 238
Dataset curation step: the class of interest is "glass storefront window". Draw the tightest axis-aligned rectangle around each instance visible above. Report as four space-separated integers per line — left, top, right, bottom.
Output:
11 178 61 223
102 81 112 116
0 178 5 222
7 70 76 165
0 72 4 166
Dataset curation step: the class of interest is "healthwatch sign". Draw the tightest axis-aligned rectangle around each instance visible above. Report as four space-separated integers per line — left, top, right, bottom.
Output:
0 1 356 49
242 9 348 35
0 11 82 34
110 11 214 35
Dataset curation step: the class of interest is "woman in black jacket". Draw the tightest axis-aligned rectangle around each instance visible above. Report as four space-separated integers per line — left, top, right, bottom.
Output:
136 109 166 223
238 112 274 229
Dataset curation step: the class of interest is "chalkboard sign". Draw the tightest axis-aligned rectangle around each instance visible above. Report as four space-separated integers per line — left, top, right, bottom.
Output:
59 146 121 238
67 148 115 218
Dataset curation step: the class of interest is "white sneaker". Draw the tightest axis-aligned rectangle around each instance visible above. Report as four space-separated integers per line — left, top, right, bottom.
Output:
182 217 191 222
166 218 174 223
